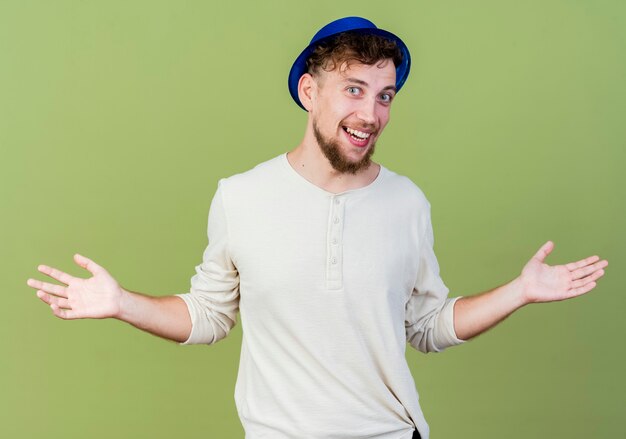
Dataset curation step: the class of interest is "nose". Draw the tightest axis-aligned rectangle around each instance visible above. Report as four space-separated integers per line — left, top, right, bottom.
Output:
355 97 377 126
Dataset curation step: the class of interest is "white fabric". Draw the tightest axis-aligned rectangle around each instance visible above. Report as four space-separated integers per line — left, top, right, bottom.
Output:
176 153 465 439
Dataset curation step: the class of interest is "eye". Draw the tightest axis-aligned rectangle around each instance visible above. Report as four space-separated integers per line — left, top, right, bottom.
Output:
379 93 394 104
346 86 361 95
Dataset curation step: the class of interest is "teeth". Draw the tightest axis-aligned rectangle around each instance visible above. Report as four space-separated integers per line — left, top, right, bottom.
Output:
345 127 371 139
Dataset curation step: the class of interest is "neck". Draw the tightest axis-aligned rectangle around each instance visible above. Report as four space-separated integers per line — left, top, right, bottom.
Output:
287 132 380 194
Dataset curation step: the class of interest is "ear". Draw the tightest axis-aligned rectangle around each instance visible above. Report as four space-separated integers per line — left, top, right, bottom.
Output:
297 73 317 112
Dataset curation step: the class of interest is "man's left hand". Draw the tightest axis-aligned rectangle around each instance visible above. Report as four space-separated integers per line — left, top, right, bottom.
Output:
519 241 608 304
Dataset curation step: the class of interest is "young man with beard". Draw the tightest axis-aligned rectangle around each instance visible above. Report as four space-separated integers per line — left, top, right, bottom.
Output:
27 17 607 439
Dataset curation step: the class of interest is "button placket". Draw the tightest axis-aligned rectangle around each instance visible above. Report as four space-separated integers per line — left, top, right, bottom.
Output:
326 195 345 290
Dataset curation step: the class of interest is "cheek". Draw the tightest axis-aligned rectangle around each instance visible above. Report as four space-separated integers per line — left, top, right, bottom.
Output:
377 109 391 129
317 100 346 125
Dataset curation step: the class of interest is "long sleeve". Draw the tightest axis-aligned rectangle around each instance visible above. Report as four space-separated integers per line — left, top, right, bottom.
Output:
405 204 465 353
176 180 240 345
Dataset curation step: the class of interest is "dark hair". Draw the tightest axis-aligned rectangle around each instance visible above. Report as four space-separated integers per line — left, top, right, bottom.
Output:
306 32 403 75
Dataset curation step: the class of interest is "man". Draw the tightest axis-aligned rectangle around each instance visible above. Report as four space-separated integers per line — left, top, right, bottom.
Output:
26 17 607 439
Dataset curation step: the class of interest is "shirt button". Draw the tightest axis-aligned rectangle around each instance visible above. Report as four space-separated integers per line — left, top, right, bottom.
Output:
332 238 338 245
331 257 337 264
333 217 339 224
335 199 340 205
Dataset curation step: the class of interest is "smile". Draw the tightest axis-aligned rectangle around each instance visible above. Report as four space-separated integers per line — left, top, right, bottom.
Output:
342 126 371 140
341 126 373 148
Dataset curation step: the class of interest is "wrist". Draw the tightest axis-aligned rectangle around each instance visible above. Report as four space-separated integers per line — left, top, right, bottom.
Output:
506 277 531 309
115 287 134 322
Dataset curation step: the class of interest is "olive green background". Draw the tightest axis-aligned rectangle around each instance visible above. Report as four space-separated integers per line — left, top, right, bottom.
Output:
1 0 624 438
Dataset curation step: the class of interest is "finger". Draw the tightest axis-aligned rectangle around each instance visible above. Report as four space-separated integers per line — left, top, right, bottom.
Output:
74 253 106 277
38 264 75 285
567 281 597 298
571 269 605 289
26 278 68 297
50 303 79 320
37 291 71 309
565 255 600 271
571 259 608 280
532 241 554 263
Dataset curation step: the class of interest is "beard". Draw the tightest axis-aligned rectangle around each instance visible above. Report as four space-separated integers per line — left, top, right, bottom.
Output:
313 120 376 175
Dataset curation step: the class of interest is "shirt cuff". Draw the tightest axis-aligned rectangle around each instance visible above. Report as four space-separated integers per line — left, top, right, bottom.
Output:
175 293 214 345
434 296 467 349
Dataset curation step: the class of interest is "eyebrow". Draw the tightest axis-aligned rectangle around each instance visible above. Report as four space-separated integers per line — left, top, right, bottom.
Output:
343 77 397 93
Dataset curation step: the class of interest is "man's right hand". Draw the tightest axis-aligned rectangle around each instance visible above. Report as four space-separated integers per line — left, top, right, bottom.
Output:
27 253 124 320
27 253 192 342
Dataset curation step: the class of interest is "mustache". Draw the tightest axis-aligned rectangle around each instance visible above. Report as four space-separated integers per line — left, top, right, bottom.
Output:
341 122 378 133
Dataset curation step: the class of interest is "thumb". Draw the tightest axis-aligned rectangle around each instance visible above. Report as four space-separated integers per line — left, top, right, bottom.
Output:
74 253 105 276
532 240 554 263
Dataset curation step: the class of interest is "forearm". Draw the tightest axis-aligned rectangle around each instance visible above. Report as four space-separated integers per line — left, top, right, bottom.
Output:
116 289 192 343
453 277 528 341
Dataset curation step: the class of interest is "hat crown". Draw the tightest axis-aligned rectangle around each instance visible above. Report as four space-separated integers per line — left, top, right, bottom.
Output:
309 17 377 45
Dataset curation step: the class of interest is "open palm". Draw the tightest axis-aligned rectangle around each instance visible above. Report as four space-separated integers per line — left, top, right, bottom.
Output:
520 241 608 304
27 254 123 319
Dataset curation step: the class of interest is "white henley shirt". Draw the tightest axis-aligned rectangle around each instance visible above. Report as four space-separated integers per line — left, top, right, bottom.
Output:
176 153 465 439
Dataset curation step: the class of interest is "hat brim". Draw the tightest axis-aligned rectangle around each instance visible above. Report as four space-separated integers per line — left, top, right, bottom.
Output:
288 27 411 111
